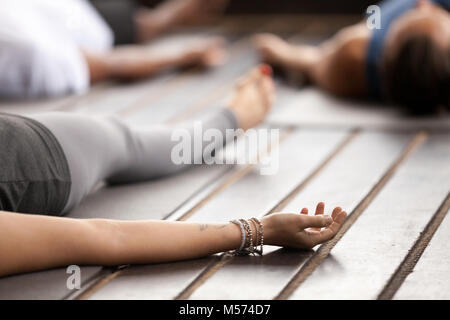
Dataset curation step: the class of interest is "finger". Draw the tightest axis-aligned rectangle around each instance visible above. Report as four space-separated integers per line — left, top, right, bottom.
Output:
315 202 325 215
307 211 347 245
331 207 342 220
300 215 333 229
300 208 308 215
311 202 325 231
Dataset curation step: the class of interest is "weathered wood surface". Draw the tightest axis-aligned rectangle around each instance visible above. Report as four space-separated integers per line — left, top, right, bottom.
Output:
0 29 242 300
394 205 450 300
85 129 350 299
1 15 449 301
69 166 232 221
189 131 413 299
269 88 450 130
0 19 283 300
0 267 110 300
288 133 450 300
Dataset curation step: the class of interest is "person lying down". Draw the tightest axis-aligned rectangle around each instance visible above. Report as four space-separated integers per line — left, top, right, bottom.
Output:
254 0 450 114
0 66 347 277
0 0 228 99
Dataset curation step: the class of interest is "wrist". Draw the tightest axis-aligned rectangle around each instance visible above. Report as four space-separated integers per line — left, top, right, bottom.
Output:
223 222 243 252
261 215 275 246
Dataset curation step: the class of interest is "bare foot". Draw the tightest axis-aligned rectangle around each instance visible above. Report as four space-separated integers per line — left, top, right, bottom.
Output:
228 65 275 130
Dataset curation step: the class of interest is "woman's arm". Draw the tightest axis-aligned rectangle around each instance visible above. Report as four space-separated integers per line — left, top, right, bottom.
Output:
0 203 346 277
83 38 225 84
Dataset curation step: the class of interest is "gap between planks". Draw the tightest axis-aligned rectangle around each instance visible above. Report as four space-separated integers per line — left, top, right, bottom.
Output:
174 129 359 300
176 127 295 222
274 130 428 300
377 191 450 300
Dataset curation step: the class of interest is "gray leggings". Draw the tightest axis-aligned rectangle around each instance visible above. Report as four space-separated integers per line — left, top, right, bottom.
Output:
30 108 238 213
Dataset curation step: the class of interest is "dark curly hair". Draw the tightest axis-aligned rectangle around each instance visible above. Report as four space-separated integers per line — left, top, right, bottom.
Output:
381 35 450 114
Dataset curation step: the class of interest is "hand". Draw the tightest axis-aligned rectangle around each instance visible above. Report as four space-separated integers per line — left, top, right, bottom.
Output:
180 37 227 68
262 202 347 249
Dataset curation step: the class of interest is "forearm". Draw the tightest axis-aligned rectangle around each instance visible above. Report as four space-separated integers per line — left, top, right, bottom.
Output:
0 211 242 277
83 48 194 84
0 211 116 277
108 220 242 264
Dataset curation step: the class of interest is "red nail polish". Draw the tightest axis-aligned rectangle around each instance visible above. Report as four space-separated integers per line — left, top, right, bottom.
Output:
260 64 272 76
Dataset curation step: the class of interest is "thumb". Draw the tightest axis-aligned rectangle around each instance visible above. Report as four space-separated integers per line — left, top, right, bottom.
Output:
300 215 333 229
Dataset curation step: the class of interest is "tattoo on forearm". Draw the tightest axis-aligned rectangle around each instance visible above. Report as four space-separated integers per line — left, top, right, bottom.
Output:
199 224 228 231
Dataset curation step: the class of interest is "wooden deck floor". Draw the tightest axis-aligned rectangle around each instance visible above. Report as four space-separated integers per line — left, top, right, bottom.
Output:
1 15 449 300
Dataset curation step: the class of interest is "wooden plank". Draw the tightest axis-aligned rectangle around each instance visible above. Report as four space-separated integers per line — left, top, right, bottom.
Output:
287 133 450 300
0 267 109 300
86 128 351 299
394 203 450 300
69 165 232 221
188 131 413 299
0 95 80 115
269 88 450 130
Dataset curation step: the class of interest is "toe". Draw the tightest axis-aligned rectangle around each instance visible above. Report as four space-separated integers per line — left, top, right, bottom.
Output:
236 66 263 89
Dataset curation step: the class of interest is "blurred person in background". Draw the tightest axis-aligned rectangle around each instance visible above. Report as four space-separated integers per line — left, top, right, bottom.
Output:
0 0 229 99
254 0 450 114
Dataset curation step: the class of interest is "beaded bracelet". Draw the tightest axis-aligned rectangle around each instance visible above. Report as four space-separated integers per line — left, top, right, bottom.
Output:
229 218 264 256
250 217 264 255
239 219 254 252
230 219 246 252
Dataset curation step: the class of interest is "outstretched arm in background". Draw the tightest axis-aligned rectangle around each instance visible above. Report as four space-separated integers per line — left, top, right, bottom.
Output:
84 37 226 83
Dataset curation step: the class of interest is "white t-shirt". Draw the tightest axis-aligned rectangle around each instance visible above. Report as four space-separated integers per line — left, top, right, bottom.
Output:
0 0 114 99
